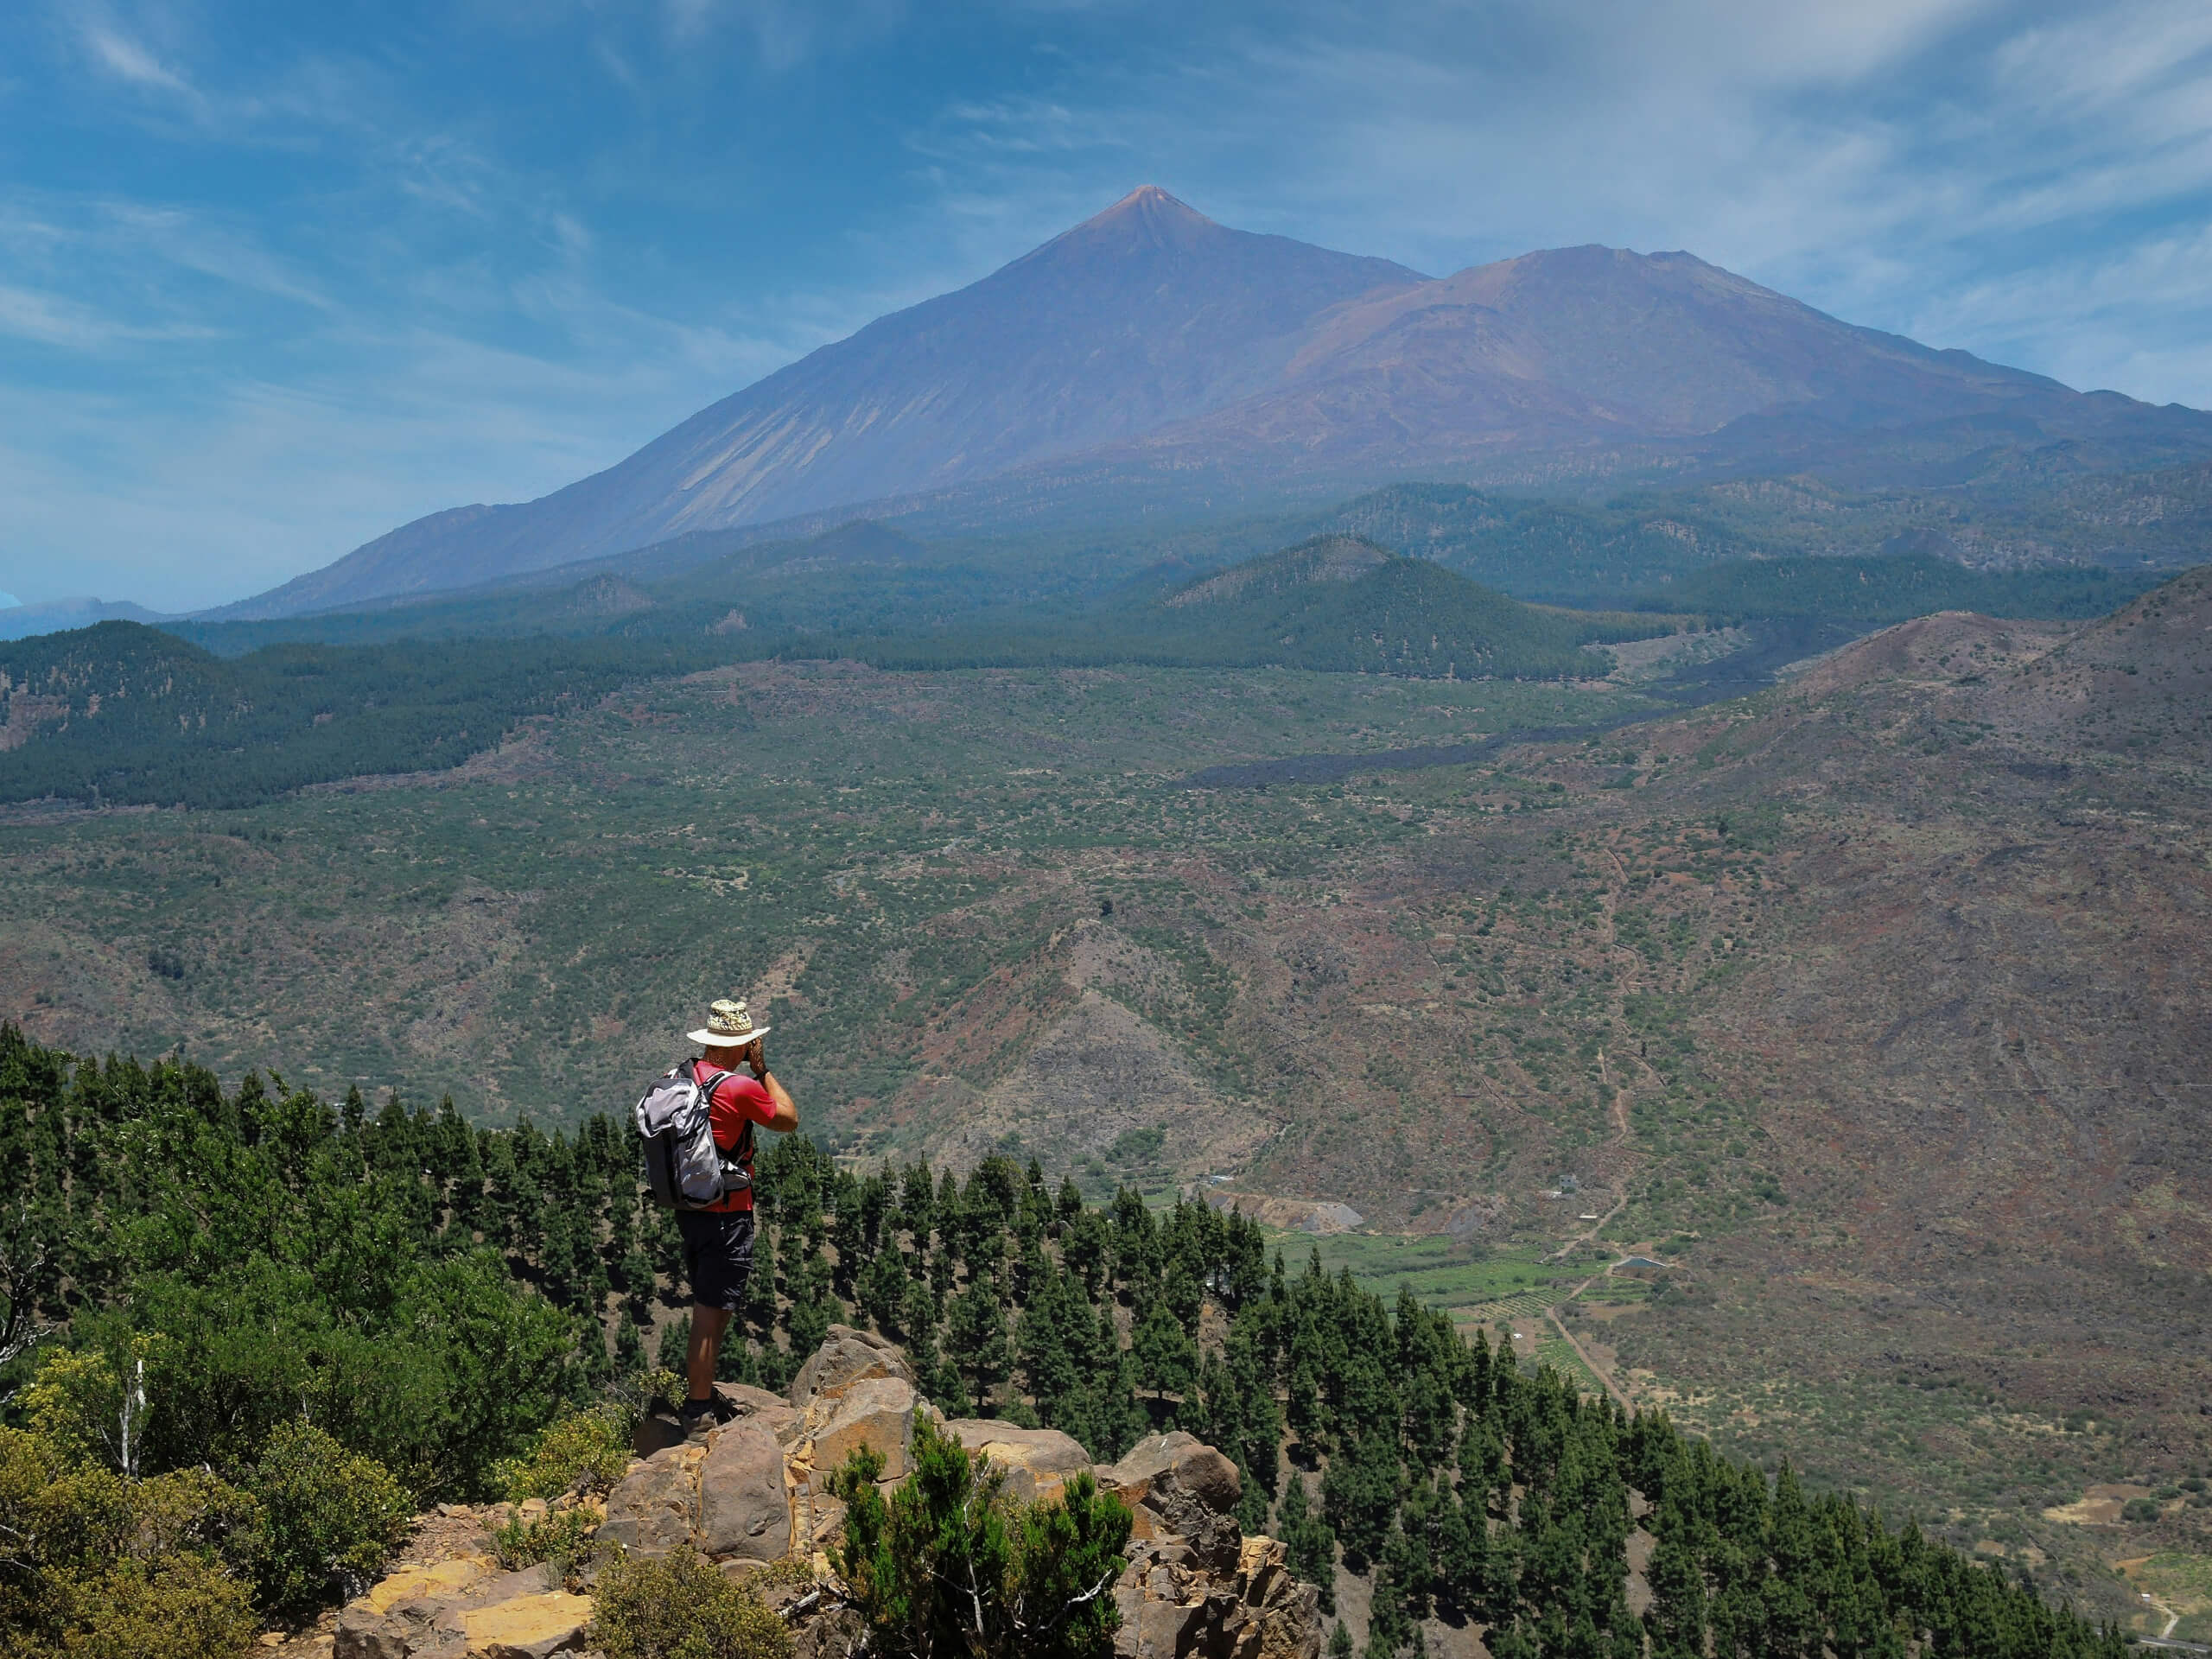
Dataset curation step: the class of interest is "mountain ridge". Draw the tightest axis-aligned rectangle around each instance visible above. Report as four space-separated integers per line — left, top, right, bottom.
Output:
216 190 2212 620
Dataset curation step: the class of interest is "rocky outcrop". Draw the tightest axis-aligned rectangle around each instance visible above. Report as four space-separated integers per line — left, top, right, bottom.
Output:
808 1375 934 1483
789 1323 918 1411
334 1331 1322 1659
1103 1433 1247 1571
941 1420 1093 1503
1111 1533 1320 1659
334 1560 593 1659
1099 1436 1320 1659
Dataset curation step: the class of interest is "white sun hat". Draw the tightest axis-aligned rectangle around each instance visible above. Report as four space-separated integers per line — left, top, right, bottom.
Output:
686 997 772 1047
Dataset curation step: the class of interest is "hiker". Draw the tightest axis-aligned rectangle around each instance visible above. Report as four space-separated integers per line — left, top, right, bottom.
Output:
671 998 798 1431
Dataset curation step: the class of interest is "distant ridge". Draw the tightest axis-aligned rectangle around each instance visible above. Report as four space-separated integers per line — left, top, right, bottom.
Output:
0 596 174 643
219 189 2212 620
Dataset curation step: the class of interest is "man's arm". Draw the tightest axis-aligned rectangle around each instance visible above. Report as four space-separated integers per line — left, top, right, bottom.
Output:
746 1039 798 1133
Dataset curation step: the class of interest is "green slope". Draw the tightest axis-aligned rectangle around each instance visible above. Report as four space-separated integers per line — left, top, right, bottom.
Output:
837 535 1675 678
1154 534 1664 676
0 623 714 808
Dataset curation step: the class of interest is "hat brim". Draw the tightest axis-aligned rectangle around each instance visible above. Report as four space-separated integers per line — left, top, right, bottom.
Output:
688 1026 772 1047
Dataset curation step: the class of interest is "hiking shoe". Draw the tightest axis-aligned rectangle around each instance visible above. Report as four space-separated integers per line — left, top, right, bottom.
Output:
678 1395 734 1441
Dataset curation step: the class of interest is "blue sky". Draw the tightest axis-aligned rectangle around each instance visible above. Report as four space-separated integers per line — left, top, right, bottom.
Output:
3 0 2211 611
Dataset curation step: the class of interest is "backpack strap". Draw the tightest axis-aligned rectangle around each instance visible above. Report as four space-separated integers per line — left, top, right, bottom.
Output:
689 1062 755 1190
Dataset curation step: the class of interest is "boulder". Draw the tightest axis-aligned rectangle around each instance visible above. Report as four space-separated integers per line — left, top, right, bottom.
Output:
697 1418 792 1562
942 1421 1094 1504
455 1591 594 1658
714 1381 790 1415
809 1375 936 1483
354 1557 496 1618
334 1562 560 1659
1103 1433 1243 1570
789 1324 917 1412
1115 1587 1208 1658
715 1379 803 1444
597 1443 702 1557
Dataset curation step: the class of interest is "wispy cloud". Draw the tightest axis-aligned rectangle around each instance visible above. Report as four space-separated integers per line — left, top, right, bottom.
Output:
893 0 2212 395
0 283 219 350
80 20 194 96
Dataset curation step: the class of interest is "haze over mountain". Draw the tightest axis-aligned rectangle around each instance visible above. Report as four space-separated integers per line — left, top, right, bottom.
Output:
224 188 2212 621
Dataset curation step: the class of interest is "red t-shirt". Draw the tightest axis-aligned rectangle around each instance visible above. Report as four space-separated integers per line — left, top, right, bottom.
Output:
695 1064 778 1213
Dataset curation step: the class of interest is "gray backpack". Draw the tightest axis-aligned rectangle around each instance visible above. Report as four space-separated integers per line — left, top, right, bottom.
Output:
635 1059 754 1210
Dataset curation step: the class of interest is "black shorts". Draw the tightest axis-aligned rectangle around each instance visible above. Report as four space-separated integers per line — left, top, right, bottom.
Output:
676 1209 756 1313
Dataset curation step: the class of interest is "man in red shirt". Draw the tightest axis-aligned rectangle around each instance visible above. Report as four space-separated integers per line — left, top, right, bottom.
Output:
677 998 798 1431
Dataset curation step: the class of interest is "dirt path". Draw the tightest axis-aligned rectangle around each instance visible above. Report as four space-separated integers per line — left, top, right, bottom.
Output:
1545 1291 1632 1412
2148 1593 2182 1642
1543 1081 1636 1264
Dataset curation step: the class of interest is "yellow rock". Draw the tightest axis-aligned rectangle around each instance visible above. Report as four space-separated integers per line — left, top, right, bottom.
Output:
361 1555 494 1615
456 1591 594 1656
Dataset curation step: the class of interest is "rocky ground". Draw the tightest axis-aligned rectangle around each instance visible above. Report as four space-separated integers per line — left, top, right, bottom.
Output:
315 1325 1320 1659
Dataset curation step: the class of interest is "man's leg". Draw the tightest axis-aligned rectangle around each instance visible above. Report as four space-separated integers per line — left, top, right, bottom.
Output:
686 1305 734 1406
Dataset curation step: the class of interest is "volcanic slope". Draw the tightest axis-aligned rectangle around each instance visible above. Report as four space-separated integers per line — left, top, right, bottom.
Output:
224 189 2212 619
1497 571 2212 1590
223 188 1423 616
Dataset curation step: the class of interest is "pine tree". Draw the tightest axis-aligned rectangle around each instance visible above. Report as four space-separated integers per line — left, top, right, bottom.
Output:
656 1313 690 1374
1281 1470 1338 1613
1016 1265 1084 1426
1644 1491 1710 1659
1322 1429 1402 1567
946 1279 1009 1411
899 1160 936 1247
613 1312 647 1376
1130 1294 1197 1408
858 1245 909 1337
1364 1548 1413 1659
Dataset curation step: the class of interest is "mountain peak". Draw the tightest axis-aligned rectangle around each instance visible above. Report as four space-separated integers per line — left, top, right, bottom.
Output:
1060 185 1220 250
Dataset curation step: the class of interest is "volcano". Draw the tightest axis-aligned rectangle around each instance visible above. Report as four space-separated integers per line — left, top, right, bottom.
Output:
224 188 2212 619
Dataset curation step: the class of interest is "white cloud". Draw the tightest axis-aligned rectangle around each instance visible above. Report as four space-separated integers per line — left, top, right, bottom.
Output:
894 0 2212 402
80 21 193 95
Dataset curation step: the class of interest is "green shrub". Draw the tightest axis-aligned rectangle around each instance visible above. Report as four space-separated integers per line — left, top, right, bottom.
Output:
245 1421 410 1624
588 1545 791 1659
104 1250 577 1499
830 1417 1131 1659
2121 1497 2161 1523
494 1405 632 1503
18 1347 145 1472
55 1554 258 1659
491 1506 599 1583
0 1427 263 1658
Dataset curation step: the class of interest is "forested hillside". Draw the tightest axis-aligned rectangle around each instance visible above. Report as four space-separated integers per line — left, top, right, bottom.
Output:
1632 553 2148 625
1 1027 2126 1656
0 623 715 808
842 537 1670 678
